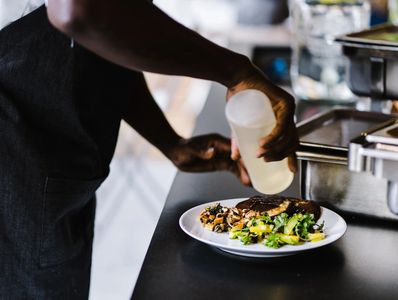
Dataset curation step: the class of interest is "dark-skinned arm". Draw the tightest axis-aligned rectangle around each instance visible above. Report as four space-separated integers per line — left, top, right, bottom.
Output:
47 0 298 170
122 72 250 184
47 0 252 87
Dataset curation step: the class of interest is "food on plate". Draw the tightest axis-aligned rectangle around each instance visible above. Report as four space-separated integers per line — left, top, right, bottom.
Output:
198 195 325 248
236 195 321 220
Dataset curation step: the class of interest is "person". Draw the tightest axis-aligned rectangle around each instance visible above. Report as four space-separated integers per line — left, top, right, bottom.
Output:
0 0 298 298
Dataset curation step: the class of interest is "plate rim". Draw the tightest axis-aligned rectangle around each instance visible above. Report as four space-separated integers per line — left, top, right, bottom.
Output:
179 197 347 256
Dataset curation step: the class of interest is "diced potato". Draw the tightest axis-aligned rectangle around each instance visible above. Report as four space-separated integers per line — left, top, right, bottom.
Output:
213 217 224 225
308 232 325 242
199 216 209 224
231 222 244 231
205 223 215 231
279 234 300 245
249 224 274 234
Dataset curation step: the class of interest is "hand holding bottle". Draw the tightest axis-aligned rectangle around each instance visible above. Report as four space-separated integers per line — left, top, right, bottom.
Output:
226 65 299 173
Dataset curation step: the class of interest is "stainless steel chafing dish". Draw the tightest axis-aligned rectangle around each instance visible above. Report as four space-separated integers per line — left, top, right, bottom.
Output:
336 24 398 100
297 108 398 220
323 24 398 218
349 120 398 214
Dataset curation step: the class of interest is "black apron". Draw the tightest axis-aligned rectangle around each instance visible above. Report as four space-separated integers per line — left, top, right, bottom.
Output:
0 6 139 299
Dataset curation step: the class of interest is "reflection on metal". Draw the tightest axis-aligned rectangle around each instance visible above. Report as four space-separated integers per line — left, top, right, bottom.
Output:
300 160 393 219
349 121 398 215
297 108 398 219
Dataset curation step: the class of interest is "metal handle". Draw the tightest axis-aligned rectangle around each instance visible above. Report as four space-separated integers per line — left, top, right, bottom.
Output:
387 181 398 214
297 151 347 165
370 56 385 98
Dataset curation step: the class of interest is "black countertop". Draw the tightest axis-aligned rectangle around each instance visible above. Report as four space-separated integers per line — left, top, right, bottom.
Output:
132 84 398 300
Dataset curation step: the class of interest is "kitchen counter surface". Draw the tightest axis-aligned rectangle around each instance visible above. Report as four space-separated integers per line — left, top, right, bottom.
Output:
132 84 398 300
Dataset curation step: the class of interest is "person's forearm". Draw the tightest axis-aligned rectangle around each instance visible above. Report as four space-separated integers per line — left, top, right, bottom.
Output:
47 0 253 88
121 72 182 157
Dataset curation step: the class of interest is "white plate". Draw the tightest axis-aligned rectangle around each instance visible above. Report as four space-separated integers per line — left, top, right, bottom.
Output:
179 198 347 258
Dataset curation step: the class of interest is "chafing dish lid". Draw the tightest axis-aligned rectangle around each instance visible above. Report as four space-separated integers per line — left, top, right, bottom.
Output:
297 109 396 162
336 24 398 51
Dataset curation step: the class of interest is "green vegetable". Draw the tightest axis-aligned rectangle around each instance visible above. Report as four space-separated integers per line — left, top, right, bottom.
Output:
207 203 223 215
246 219 255 227
227 211 325 248
315 221 325 232
279 234 300 245
239 232 257 245
284 214 301 235
258 215 273 224
273 213 289 233
264 233 283 249
229 231 240 239
295 214 316 240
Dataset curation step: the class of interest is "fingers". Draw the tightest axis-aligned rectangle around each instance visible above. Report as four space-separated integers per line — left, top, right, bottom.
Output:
193 135 252 186
224 66 298 175
237 160 251 186
258 120 289 148
254 93 297 163
208 136 252 186
288 153 298 173
230 136 240 161
191 134 229 161
198 147 215 160
259 100 295 148
257 124 299 162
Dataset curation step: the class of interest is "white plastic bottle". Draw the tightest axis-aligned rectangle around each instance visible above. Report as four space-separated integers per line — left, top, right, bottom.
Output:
225 89 294 194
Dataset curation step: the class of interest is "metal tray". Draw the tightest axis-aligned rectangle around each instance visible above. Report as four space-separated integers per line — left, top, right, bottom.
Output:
297 108 398 221
297 108 394 157
337 23 398 49
336 24 398 99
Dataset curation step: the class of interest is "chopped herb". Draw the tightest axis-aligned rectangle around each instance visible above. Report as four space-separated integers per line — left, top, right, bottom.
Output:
259 215 273 224
265 233 283 249
273 213 289 233
207 203 223 215
315 221 325 232
295 214 316 240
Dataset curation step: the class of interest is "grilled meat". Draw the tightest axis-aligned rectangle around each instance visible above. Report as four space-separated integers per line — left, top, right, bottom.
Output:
236 195 321 221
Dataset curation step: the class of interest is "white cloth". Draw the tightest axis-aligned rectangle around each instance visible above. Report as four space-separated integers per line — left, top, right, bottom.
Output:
0 0 46 30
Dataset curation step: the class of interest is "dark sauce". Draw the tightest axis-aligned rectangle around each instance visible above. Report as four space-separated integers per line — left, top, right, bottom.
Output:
236 195 286 211
236 195 321 221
